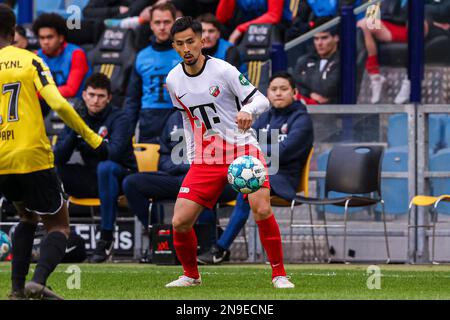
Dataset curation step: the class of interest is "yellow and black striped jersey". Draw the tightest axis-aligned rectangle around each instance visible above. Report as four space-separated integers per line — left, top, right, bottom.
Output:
0 45 102 174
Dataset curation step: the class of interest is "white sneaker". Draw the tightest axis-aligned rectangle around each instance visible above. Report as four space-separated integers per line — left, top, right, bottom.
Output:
165 275 202 288
369 74 386 104
394 79 411 104
272 276 295 289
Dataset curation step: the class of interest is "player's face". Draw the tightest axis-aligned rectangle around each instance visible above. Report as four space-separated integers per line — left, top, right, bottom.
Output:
267 78 296 109
150 9 174 43
313 32 338 58
38 28 64 56
13 31 28 49
172 29 204 66
83 87 111 115
201 22 220 49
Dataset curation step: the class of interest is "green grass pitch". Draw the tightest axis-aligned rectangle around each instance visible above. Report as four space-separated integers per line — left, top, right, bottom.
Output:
1 263 449 300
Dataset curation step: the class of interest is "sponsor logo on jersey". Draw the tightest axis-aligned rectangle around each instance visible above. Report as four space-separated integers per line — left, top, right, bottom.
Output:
239 74 250 86
209 85 220 97
179 187 190 193
98 126 108 138
281 123 288 134
41 70 53 78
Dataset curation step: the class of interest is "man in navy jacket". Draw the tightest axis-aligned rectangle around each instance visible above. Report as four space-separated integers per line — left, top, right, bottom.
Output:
54 73 137 263
122 111 237 262
124 2 181 143
198 72 314 265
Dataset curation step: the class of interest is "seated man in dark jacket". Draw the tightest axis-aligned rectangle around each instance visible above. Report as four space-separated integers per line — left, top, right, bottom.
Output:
197 72 314 265
83 0 151 21
54 73 137 263
122 111 237 262
294 17 340 105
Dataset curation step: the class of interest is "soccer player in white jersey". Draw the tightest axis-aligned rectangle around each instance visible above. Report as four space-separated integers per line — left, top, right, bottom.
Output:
165 17 294 289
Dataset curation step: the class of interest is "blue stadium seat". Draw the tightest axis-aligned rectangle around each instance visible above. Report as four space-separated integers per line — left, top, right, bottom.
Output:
429 114 445 153
35 0 88 18
35 0 65 16
387 113 444 154
387 114 407 148
443 115 450 148
376 146 409 215
429 148 450 214
316 149 362 214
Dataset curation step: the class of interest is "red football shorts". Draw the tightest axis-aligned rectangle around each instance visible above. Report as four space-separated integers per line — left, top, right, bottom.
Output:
178 150 270 209
382 20 408 43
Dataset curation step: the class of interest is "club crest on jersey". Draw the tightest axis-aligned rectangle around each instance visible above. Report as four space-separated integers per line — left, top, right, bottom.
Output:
209 85 220 97
98 126 108 138
281 123 288 134
239 74 250 86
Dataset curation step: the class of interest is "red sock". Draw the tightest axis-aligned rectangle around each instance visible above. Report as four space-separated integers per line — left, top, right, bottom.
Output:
256 214 286 279
173 229 199 279
366 55 380 75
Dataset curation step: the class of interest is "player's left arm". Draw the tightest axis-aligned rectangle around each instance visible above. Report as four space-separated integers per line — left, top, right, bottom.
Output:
57 49 89 98
32 57 102 149
225 65 270 130
103 110 134 162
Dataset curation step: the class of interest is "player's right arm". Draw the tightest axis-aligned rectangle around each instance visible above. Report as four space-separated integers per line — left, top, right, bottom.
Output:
32 57 103 150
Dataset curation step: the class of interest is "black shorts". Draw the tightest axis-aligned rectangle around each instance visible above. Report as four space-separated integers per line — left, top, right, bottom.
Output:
0 168 66 215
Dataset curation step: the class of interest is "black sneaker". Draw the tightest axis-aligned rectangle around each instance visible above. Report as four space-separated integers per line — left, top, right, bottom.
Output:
89 239 114 263
24 281 64 300
197 244 230 265
139 249 152 264
8 290 26 300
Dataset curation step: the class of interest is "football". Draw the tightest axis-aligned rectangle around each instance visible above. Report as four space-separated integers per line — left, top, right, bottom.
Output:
227 155 266 194
0 231 11 261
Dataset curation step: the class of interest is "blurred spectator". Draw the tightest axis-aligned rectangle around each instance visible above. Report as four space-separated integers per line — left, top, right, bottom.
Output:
294 18 340 105
285 0 365 42
122 112 237 262
33 13 91 99
13 25 28 49
197 72 313 265
357 0 410 104
172 0 219 17
83 0 151 21
1 0 15 8
54 73 137 263
216 0 294 44
104 0 183 30
124 2 181 143
285 0 313 42
196 13 241 68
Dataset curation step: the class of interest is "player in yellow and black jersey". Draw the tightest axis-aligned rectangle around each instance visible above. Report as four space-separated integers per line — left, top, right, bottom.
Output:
0 4 106 300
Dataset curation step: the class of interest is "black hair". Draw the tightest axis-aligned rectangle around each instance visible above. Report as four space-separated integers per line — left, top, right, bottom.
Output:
15 25 26 38
0 4 16 39
85 73 111 95
269 72 296 89
32 13 68 38
313 16 339 36
170 16 202 39
150 1 177 21
196 13 222 32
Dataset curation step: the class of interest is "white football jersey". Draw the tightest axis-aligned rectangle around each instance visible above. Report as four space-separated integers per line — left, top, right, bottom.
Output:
166 56 268 164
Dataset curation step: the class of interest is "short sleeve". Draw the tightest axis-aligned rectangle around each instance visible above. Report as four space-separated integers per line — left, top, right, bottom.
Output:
166 74 184 111
224 63 258 105
32 57 56 92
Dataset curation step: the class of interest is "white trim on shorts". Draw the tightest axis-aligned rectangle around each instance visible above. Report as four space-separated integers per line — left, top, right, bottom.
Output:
25 193 65 216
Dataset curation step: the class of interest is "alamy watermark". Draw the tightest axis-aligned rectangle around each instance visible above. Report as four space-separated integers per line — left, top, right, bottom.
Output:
366 265 382 290
365 3 382 30
169 128 281 175
66 265 81 290
65 5 82 30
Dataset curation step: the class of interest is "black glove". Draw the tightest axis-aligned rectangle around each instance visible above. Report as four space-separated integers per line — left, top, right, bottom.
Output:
94 140 109 161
